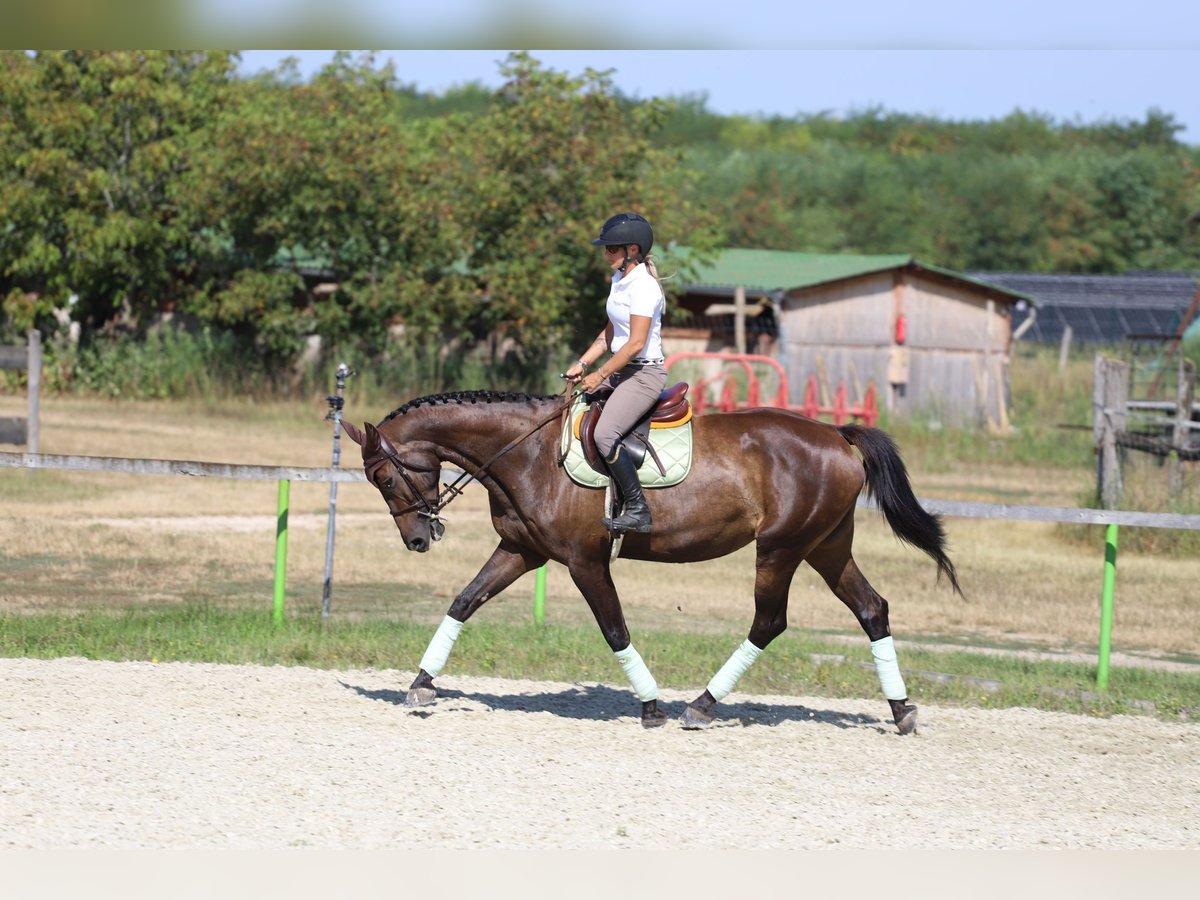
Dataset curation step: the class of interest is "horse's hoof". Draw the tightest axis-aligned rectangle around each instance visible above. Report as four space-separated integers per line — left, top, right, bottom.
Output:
895 704 918 735
640 700 669 729
404 687 437 708
679 705 714 730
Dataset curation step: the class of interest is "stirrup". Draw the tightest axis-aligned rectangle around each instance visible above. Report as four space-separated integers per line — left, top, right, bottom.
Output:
603 504 652 534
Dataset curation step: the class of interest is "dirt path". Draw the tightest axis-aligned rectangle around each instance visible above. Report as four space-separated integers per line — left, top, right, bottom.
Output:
2 657 1197 849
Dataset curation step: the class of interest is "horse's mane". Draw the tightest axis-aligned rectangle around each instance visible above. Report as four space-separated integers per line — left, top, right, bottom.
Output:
379 390 557 424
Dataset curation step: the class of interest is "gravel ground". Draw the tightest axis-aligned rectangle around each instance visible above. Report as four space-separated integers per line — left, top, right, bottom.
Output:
2 656 1197 850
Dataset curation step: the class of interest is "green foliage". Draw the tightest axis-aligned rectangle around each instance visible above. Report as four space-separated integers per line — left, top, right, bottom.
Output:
660 102 1200 272
434 54 720 357
0 51 235 331
45 327 267 400
181 51 721 387
2 50 1198 394
190 269 310 363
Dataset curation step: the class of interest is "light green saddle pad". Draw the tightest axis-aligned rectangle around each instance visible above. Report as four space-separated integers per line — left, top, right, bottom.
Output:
559 394 694 489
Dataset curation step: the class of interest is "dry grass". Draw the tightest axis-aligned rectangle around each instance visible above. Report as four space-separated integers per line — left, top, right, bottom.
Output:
2 395 1198 660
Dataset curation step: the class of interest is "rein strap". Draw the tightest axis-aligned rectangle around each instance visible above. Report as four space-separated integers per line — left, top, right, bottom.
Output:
377 388 580 528
432 393 577 510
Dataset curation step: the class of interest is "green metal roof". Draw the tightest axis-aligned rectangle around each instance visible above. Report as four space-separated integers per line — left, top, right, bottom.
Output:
663 246 1033 304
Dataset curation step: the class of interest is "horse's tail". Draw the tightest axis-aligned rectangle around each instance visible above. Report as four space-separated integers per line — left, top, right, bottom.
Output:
838 424 963 597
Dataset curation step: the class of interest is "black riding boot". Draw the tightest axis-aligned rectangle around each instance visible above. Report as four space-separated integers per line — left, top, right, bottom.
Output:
602 446 652 534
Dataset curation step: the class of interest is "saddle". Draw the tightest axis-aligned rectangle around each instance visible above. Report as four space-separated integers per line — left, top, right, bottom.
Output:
574 382 692 476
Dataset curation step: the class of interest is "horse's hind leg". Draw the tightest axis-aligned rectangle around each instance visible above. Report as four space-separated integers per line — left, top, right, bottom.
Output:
681 546 804 729
805 516 918 735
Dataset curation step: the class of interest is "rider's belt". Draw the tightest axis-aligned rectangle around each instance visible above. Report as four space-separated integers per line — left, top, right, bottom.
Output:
629 357 664 365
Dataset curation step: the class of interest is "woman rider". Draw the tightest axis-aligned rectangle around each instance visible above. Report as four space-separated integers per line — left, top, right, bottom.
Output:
564 212 667 534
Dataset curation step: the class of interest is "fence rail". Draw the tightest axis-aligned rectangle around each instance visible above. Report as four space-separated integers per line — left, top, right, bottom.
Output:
898 497 1200 530
7 451 1198 530
3 450 1197 690
0 451 367 483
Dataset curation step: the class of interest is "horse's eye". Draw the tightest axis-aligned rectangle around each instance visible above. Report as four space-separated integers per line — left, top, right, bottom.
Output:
383 478 394 490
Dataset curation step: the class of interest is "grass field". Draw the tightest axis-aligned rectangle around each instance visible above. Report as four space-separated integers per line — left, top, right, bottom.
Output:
2 349 1198 721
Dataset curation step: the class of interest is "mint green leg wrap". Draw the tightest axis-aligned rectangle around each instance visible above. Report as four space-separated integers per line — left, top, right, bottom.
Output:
419 615 463 678
870 635 908 701
614 643 659 702
706 639 764 702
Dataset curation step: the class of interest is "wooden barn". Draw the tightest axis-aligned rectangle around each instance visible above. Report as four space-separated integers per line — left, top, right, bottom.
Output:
660 247 1031 428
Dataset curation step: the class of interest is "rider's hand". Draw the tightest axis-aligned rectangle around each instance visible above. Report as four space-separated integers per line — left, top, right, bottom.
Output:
580 371 605 393
564 361 585 384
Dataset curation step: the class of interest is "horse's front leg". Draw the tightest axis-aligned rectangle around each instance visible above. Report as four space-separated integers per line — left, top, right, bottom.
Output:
568 557 668 728
405 540 546 707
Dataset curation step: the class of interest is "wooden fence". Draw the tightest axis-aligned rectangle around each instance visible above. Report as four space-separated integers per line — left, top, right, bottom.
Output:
0 330 42 452
3 450 1199 690
1094 353 1199 508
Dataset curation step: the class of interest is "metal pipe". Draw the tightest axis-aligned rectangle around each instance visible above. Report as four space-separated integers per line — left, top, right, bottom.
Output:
273 479 290 627
1096 524 1118 691
322 363 352 624
534 565 547 625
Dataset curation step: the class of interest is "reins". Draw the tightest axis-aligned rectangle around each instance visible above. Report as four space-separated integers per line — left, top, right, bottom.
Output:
374 386 581 536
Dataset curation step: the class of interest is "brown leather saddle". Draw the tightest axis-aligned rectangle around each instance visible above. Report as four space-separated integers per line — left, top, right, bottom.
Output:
576 382 691 475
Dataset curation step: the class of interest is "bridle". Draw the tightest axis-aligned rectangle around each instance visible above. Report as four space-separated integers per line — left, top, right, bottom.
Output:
367 390 578 541
369 453 449 540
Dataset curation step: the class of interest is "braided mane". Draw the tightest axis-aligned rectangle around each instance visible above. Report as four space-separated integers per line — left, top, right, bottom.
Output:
379 390 556 424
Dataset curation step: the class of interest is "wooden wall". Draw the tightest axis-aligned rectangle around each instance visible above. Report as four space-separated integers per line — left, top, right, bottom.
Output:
780 270 1014 428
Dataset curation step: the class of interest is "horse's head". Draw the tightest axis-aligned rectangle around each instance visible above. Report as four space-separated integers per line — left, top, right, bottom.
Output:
344 421 444 553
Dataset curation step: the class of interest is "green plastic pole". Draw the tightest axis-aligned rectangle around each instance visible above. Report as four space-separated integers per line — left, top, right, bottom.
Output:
273 479 291 627
1096 523 1118 691
534 564 547 625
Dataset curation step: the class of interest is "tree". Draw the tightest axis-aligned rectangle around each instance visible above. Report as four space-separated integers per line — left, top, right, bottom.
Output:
185 51 719 382
0 51 235 337
187 52 473 363
443 52 720 357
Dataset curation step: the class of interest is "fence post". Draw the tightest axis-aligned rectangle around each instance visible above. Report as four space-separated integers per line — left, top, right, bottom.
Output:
1057 325 1072 374
273 479 291 627
0 330 40 449
1169 359 1196 498
1093 355 1128 509
27 330 41 454
1096 523 1119 691
734 285 747 355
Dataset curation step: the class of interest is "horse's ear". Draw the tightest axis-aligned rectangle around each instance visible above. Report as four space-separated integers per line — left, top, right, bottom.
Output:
342 421 365 446
362 422 382 458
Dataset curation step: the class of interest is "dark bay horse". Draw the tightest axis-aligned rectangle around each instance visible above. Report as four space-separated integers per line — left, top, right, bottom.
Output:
343 389 960 733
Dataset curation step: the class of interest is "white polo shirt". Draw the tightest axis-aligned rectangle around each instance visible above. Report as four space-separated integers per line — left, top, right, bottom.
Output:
605 263 664 359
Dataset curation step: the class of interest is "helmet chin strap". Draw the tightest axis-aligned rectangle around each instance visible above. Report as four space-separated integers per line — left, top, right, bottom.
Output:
616 248 642 274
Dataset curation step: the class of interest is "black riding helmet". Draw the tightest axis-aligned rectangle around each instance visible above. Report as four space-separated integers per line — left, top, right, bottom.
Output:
591 212 654 258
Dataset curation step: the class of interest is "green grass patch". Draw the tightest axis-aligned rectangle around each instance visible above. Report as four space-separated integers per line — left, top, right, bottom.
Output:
2 605 1195 723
